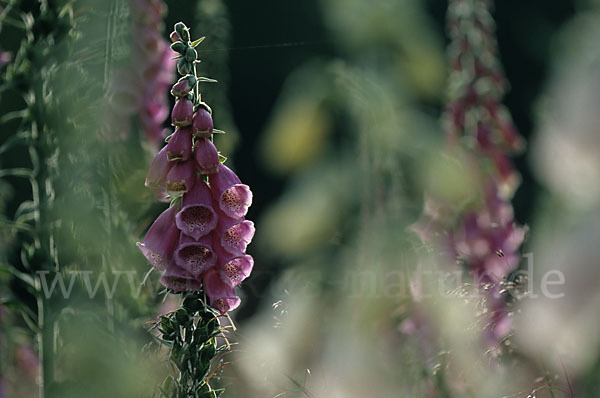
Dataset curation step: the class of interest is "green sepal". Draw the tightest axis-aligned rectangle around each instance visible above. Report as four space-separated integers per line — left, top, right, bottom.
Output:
190 37 206 48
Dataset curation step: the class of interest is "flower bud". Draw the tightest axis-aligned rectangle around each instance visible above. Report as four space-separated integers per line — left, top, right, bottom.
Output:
166 160 196 196
192 107 213 138
170 41 187 54
170 75 196 97
185 47 197 62
171 98 193 127
166 128 193 161
194 138 219 174
177 58 192 75
174 22 190 42
169 31 181 43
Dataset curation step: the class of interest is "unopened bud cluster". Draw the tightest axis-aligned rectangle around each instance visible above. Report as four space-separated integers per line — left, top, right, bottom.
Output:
138 23 254 313
444 0 524 194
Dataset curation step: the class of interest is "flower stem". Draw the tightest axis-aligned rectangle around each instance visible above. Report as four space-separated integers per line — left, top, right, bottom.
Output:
38 294 55 398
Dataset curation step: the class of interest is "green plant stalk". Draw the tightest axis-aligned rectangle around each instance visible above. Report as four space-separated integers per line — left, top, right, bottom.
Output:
38 294 55 397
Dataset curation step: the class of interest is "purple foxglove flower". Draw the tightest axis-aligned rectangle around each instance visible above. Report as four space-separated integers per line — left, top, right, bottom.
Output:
203 268 241 313
166 159 196 196
166 128 193 161
213 238 253 287
216 212 255 256
137 28 167 62
170 75 196 98
142 98 169 126
160 260 202 292
209 164 252 219
136 204 180 270
174 232 217 276
171 98 193 127
194 138 219 175
175 178 217 239
142 124 170 148
192 107 213 138
145 145 173 188
108 70 141 116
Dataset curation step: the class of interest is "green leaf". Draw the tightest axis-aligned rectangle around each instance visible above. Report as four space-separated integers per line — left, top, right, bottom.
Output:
0 110 28 124
162 375 174 391
196 77 217 83
0 263 37 289
0 130 28 155
218 153 227 163
0 168 33 178
0 298 39 332
191 37 206 48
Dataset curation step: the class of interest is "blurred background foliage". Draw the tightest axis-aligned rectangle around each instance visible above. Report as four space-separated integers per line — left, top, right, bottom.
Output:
3 0 600 397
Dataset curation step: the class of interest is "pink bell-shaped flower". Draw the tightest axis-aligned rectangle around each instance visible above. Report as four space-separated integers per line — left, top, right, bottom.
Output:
136 204 180 270
145 145 173 188
213 238 253 287
203 268 240 313
216 211 255 256
174 232 217 277
209 164 252 219
160 260 202 292
175 178 218 240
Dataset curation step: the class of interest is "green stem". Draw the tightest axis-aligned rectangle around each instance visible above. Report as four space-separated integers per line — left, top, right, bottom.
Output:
38 295 55 398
